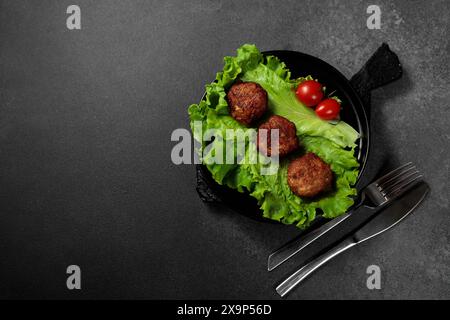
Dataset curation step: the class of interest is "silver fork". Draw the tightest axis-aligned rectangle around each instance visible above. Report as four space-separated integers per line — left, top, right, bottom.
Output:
267 162 423 271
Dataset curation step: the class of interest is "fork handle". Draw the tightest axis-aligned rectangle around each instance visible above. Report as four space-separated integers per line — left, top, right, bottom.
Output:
268 197 370 271
276 237 357 297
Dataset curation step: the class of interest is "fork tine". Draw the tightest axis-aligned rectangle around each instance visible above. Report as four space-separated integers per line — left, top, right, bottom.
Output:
383 173 423 199
375 162 413 186
380 169 420 193
378 165 416 190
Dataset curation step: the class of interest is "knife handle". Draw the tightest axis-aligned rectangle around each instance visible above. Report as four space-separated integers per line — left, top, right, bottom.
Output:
276 236 357 297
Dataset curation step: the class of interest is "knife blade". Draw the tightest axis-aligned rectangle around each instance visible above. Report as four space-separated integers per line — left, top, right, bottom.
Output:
352 181 429 243
276 181 429 297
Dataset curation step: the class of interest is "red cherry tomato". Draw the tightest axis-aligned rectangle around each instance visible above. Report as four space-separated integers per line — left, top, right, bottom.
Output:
315 98 341 120
295 80 324 107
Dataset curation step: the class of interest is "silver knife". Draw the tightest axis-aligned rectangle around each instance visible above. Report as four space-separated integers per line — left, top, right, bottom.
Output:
276 181 429 297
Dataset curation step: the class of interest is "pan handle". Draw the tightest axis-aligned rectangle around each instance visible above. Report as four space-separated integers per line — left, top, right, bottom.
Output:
350 43 403 121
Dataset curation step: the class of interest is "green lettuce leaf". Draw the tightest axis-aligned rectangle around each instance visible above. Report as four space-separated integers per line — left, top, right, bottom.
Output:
188 44 360 228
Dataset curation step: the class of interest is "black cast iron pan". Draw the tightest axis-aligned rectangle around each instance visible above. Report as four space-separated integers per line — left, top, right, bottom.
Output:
195 43 402 224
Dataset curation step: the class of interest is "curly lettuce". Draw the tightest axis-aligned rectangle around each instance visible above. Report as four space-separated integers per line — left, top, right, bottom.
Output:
188 44 359 228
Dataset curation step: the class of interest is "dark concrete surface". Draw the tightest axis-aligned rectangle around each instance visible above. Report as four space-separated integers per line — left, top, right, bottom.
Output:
0 0 448 299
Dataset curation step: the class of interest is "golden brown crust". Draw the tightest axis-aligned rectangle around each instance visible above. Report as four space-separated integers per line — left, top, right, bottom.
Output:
227 82 268 126
287 152 333 198
257 115 299 157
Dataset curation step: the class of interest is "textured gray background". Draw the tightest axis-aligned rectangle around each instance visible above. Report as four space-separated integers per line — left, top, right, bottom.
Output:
0 0 448 299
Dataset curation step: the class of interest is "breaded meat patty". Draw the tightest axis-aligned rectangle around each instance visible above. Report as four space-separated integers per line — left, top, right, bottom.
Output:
257 115 299 157
287 152 333 198
227 82 268 125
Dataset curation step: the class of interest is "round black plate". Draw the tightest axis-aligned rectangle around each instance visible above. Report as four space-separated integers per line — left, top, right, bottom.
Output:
199 50 370 224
